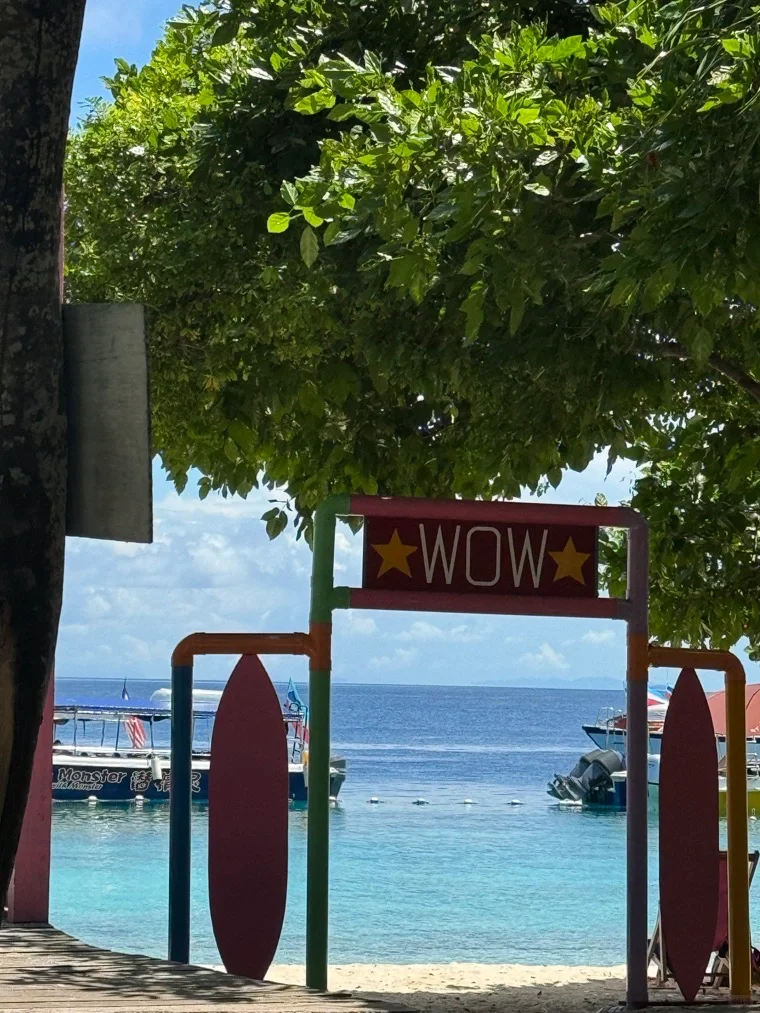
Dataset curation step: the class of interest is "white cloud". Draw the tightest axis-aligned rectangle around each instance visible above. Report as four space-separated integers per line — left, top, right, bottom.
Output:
60 623 89 636
581 629 615 645
334 531 361 557
110 542 142 557
519 642 569 671
369 648 418 669
120 634 153 661
189 532 250 586
397 621 485 644
339 612 378 637
84 593 112 619
397 621 444 642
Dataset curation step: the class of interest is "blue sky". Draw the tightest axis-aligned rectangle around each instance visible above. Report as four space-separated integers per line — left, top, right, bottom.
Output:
62 2 759 690
71 0 182 120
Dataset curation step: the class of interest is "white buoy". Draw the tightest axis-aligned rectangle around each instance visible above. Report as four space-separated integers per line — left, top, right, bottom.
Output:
413 798 428 806
87 795 98 803
508 799 524 806
368 796 380 804
150 755 163 783
134 794 145 802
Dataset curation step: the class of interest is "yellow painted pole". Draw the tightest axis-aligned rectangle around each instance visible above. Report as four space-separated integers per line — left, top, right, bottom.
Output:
725 662 751 1003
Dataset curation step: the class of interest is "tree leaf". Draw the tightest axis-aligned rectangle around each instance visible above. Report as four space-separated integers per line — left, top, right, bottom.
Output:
300 225 319 267
246 65 274 81
460 281 486 343
642 263 678 310
690 328 713 365
609 277 637 307
509 296 526 335
293 89 336 115
262 507 288 540
267 212 291 234
228 420 256 456
280 181 298 206
302 207 324 227
211 18 238 47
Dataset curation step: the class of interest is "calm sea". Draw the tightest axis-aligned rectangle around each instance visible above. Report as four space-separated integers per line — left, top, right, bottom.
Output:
49 679 755 967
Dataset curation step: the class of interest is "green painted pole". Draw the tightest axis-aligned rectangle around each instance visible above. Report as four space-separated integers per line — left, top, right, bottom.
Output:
306 495 349 990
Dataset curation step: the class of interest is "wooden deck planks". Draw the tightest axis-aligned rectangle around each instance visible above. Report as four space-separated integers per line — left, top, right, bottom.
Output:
0 927 413 1013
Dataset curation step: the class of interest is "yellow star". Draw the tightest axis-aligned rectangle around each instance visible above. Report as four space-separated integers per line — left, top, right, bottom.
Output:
372 529 418 578
549 537 590 585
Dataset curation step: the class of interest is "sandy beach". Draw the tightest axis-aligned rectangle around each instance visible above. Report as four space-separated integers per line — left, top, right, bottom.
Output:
267 963 627 1013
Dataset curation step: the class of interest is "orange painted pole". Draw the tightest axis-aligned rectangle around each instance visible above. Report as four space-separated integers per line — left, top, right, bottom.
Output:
649 646 751 1003
172 632 312 666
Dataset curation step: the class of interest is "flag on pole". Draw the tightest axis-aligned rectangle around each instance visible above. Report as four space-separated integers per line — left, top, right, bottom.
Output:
124 714 147 749
295 715 309 745
286 678 304 714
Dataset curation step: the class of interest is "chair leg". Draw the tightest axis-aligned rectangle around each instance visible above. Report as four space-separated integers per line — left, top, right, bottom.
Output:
647 919 668 986
708 954 728 990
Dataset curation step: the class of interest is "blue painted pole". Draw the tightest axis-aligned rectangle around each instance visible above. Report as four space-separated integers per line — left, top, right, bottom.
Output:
169 662 193 963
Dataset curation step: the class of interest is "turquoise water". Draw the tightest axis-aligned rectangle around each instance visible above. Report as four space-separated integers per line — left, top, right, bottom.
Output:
49 681 755 967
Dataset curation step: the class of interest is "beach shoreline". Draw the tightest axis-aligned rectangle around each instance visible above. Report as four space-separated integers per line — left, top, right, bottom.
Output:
265 962 627 1012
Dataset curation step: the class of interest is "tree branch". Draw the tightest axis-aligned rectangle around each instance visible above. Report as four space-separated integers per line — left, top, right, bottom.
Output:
656 341 760 405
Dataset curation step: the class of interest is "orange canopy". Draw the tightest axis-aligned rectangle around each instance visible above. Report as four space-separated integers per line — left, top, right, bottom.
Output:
707 684 760 736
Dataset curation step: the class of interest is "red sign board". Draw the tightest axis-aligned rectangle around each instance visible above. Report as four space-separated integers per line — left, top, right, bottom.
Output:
362 517 597 598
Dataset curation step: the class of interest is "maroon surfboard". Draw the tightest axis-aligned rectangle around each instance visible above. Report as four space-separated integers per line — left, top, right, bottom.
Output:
659 667 719 1001
208 655 288 980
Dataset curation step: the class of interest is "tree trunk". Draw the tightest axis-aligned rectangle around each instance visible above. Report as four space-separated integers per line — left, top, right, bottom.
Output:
0 0 86 906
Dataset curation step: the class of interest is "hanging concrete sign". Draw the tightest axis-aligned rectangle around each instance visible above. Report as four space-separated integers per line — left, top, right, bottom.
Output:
64 303 152 543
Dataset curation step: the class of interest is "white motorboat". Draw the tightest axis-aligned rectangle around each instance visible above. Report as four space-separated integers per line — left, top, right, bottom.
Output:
584 685 760 785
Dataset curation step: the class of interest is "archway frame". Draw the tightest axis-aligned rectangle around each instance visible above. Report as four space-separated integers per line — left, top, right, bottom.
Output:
163 498 750 1007
308 495 649 1002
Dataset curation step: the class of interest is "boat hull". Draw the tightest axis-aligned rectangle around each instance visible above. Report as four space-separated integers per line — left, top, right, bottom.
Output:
719 778 760 818
583 724 663 756
52 758 345 803
584 724 760 775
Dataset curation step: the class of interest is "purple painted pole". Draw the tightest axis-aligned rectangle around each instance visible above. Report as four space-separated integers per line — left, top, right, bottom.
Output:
626 519 649 1007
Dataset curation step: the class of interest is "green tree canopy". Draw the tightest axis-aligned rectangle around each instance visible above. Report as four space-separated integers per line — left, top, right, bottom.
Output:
66 0 760 653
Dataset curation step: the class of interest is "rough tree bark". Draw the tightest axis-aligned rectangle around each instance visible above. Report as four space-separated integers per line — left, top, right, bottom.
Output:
0 0 86 905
